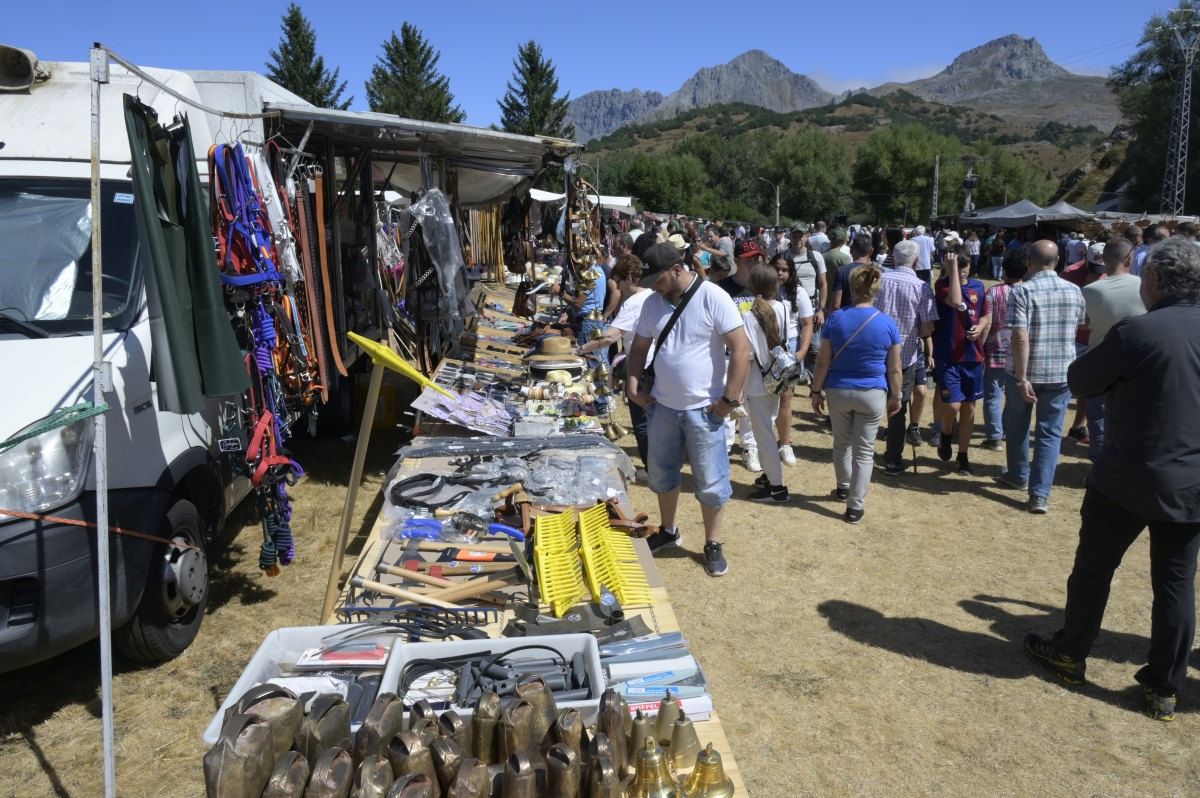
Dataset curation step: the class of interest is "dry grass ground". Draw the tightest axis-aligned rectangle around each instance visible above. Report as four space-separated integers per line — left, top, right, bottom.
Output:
2 398 1198 797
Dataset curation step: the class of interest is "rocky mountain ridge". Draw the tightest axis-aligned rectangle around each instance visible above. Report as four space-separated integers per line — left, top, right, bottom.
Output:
566 35 1120 143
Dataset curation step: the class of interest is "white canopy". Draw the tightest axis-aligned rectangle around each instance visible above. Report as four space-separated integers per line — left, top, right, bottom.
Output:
529 188 636 214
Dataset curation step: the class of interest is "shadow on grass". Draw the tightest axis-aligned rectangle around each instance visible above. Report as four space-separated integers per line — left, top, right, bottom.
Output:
818 595 1200 716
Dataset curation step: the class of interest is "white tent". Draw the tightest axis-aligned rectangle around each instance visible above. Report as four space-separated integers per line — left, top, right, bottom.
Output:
529 187 636 216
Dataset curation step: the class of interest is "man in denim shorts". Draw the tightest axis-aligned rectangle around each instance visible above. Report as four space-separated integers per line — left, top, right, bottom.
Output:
625 244 751 576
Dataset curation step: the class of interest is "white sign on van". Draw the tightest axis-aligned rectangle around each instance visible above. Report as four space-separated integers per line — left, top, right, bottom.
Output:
114 192 134 205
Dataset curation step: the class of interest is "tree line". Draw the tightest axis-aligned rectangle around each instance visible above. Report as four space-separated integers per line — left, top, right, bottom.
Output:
265 1 1196 218
265 4 572 137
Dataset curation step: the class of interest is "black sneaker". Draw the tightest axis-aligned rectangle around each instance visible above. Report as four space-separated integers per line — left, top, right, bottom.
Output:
980 438 1002 451
832 486 849 501
753 473 770 489
1068 426 1089 443
956 453 974 476
646 526 681 553
1023 633 1086 685
750 484 789 503
703 541 728 576
937 433 953 462
884 460 905 475
1141 687 1177 721
844 508 864 525
906 424 923 446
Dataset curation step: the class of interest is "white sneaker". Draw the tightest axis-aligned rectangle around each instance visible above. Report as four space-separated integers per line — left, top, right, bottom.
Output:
779 445 796 466
743 448 762 473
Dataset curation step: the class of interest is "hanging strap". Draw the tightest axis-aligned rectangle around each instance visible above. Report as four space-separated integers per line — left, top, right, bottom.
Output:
831 311 881 366
646 272 703 372
314 171 349 377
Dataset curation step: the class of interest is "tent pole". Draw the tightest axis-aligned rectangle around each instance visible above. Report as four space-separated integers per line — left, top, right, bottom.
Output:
320 362 383 622
89 43 117 798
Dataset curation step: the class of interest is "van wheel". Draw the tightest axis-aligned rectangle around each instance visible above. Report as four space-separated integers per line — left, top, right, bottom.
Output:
115 499 208 663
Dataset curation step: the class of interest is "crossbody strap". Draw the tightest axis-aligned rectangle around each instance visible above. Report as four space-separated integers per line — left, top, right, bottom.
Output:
647 273 703 369
831 311 881 365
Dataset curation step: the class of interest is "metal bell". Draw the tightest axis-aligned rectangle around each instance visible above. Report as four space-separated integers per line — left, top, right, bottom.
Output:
626 737 677 798
498 700 536 762
593 362 611 380
679 743 733 798
430 736 465 795
386 731 437 786
627 710 653 765
500 752 537 798
470 690 501 765
668 711 700 773
589 327 605 341
607 420 627 436
545 743 581 798
587 755 621 798
584 309 604 322
437 710 472 752
654 691 680 746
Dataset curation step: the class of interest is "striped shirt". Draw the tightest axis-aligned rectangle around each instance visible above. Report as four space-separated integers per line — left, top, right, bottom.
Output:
1005 270 1086 384
983 283 1013 370
874 266 938 367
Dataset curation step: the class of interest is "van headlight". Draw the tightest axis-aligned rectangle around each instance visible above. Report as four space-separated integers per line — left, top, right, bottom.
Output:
0 418 94 515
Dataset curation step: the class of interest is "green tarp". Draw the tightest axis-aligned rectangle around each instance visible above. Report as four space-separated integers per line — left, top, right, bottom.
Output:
124 95 248 413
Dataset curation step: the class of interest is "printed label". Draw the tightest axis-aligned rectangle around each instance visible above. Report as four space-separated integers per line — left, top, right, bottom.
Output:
113 192 134 205
218 438 243 452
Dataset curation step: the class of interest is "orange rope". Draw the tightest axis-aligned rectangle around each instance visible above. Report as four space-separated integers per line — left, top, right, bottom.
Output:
0 508 200 550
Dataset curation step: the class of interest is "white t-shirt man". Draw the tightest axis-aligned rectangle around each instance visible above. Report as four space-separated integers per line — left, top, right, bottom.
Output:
1083 274 1145 350
913 234 936 271
789 248 826 304
809 231 831 253
635 277 743 411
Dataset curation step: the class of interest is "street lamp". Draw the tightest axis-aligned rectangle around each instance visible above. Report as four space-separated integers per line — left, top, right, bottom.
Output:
757 176 780 228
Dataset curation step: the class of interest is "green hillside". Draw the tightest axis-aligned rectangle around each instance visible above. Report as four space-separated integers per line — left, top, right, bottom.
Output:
583 92 1107 224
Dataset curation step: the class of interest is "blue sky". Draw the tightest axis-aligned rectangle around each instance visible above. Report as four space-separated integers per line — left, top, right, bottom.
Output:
7 1 1176 127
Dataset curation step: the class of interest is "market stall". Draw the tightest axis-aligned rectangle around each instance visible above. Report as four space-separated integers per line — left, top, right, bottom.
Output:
199 107 747 798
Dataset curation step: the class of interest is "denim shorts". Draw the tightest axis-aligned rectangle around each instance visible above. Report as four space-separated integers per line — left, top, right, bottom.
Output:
645 402 732 508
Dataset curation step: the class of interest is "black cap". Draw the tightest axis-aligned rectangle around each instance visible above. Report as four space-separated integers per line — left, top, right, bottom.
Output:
639 243 683 287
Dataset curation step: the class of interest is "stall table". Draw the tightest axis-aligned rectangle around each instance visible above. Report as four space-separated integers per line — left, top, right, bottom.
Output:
329 443 749 795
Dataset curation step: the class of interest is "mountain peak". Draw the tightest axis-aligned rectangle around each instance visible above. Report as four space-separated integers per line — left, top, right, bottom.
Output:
944 34 1068 81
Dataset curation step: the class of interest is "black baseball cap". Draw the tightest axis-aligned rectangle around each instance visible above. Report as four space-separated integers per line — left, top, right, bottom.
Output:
639 243 683 287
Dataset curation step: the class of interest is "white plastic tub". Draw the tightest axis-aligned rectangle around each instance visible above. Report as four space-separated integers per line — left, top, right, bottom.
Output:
202 624 401 745
379 633 604 725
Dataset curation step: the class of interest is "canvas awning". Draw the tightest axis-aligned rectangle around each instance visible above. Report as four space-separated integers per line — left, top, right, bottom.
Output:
529 188 636 215
265 103 581 208
1039 200 1095 223
966 199 1045 227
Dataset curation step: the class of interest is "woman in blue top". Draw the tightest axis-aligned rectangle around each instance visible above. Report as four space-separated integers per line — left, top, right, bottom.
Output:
809 264 902 524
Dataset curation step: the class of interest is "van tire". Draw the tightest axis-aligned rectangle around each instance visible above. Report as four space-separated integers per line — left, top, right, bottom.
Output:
115 499 208 663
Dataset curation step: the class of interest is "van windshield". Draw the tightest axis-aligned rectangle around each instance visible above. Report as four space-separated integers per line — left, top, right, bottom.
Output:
0 179 140 334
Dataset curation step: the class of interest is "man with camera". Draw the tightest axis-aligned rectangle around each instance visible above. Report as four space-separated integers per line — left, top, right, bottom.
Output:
625 243 751 577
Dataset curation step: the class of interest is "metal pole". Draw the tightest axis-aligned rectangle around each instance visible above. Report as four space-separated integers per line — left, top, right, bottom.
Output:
931 155 940 223
319 362 384 622
775 183 780 228
89 43 116 798
1162 28 1200 215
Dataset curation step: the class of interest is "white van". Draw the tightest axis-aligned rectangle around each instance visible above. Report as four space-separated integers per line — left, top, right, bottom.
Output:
0 48 310 671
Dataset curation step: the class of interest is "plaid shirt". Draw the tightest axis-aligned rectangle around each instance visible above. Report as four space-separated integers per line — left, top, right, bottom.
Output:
1005 270 1086 384
874 266 938 367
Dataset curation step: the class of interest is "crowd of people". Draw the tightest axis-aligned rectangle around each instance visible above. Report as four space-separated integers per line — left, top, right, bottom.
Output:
554 212 1199 721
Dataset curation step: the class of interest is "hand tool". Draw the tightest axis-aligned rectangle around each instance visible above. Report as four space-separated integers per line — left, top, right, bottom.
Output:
349 577 459 609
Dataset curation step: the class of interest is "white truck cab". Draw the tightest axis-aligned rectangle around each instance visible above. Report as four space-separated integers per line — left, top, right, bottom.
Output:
0 47 307 671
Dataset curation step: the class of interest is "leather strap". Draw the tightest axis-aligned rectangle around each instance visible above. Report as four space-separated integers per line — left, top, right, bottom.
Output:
314 172 349 377
295 191 330 402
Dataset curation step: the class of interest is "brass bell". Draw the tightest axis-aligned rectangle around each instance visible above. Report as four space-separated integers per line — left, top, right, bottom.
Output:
387 731 437 786
679 743 733 798
626 737 677 798
588 755 621 798
545 743 581 798
668 711 700 773
654 691 680 746
584 309 604 322
446 757 489 798
589 327 605 341
408 700 436 729
514 675 558 747
627 710 653 765
498 700 536 762
409 718 438 748
595 385 612 397
604 423 621 442
501 751 537 798
437 710 472 752
593 362 611 380
430 737 465 795
471 690 501 765
607 420 627 437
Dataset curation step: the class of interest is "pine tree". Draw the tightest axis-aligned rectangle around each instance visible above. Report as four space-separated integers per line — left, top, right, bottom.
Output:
498 41 574 140
265 4 351 110
364 23 465 123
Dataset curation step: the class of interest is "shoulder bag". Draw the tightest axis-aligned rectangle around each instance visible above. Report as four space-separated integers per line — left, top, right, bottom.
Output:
831 310 881 367
642 273 703 393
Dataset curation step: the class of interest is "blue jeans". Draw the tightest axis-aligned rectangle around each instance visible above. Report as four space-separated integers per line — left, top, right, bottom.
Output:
646 402 732 508
1003 381 1071 500
628 398 648 467
1085 393 1105 462
983 367 1011 442
578 318 608 368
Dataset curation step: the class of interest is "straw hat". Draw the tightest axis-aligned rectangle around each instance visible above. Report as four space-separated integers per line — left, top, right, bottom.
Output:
526 336 576 361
